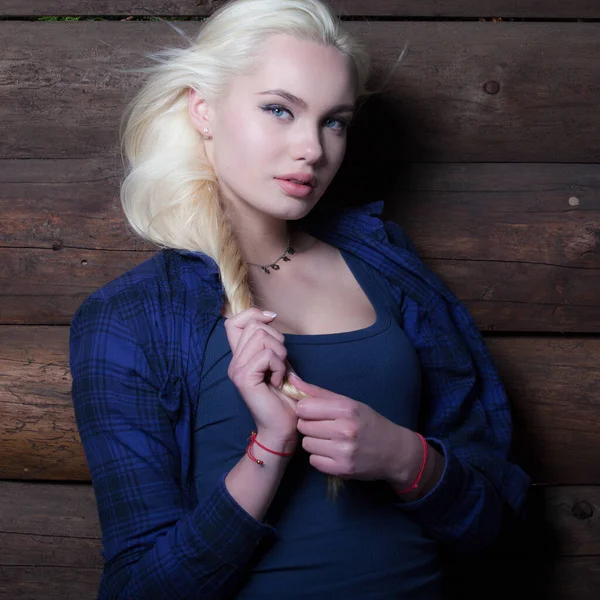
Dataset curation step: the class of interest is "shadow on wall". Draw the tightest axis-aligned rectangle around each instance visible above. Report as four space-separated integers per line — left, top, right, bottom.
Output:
324 92 558 600
442 494 557 600
322 92 426 210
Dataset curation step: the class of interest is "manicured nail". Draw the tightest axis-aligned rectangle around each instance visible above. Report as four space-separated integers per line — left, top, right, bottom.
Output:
262 311 277 318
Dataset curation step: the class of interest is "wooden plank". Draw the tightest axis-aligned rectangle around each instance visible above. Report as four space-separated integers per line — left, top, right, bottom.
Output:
0 533 102 568
0 481 100 538
2 327 600 483
3 160 599 260
0 327 89 480
0 157 146 252
1 0 600 19
4 244 600 332
487 338 600 484
0 158 153 252
0 567 102 600
2 160 600 331
1 22 600 162
0 247 150 326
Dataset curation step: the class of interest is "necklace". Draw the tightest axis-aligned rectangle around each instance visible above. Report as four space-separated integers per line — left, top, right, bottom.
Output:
246 237 296 274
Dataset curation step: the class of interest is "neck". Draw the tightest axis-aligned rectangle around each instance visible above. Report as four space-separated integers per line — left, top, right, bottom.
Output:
220 198 294 267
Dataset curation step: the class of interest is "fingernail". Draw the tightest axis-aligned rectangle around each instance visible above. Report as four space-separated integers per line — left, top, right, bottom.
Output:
262 311 277 318
289 371 300 380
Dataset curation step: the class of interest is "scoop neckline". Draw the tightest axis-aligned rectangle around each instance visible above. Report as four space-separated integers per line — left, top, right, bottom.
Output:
276 249 390 345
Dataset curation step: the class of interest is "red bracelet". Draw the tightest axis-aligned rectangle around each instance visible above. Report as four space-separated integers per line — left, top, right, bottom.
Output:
395 433 428 494
246 431 294 466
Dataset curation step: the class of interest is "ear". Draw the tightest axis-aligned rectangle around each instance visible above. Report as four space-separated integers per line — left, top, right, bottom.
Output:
188 88 211 133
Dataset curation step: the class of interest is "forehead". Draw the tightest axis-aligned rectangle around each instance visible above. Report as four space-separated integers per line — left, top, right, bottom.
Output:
237 34 356 103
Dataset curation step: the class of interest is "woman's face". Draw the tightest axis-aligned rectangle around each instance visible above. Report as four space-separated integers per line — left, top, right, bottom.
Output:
189 33 358 224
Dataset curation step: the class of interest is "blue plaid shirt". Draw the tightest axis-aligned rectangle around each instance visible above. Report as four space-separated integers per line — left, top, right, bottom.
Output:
70 200 530 600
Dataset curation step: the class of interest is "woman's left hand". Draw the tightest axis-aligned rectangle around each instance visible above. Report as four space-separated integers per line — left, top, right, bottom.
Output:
290 374 422 485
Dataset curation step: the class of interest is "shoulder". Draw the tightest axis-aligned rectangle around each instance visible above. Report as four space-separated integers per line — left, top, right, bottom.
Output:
71 249 221 333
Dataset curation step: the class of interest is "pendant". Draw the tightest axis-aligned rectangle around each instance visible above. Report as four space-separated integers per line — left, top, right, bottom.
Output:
282 256 291 262
271 264 280 270
261 266 271 274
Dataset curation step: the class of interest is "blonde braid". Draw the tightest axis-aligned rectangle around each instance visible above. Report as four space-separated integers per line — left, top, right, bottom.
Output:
215 196 343 500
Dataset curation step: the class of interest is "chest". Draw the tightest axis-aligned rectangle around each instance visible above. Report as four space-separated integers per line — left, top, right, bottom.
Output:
224 250 378 335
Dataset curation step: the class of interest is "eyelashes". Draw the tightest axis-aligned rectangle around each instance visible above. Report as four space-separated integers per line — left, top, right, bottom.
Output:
260 104 350 132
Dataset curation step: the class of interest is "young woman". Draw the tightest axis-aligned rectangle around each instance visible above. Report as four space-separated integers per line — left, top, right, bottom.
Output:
69 1 531 598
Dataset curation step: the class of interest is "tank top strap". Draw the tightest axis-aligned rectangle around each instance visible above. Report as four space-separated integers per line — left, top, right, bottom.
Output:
340 248 402 323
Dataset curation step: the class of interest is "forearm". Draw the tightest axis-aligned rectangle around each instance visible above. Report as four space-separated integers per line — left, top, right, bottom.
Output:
389 436 505 551
383 425 445 501
225 433 297 521
99 474 280 600
382 427 505 551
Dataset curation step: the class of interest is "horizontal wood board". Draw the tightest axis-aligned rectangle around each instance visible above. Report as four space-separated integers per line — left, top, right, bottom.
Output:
1 22 600 162
2 0 600 19
1 327 599 483
2 161 600 331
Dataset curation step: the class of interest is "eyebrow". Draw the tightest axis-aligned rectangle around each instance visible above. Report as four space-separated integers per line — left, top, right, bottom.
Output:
257 89 355 114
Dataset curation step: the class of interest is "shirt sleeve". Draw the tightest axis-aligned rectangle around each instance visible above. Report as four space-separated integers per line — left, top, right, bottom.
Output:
381 220 531 553
69 295 276 600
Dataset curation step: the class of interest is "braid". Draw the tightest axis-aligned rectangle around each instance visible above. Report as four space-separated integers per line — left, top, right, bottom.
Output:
214 195 343 500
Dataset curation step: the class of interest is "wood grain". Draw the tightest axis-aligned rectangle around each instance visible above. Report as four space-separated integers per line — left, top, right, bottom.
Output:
1 0 600 19
0 327 88 480
2 326 600 484
2 160 600 330
1 22 600 162
4 250 600 332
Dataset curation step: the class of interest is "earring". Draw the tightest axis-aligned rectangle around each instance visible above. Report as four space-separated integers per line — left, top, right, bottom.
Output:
203 127 209 133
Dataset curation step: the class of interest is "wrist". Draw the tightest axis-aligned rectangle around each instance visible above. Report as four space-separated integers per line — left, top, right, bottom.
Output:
253 430 298 455
384 427 424 490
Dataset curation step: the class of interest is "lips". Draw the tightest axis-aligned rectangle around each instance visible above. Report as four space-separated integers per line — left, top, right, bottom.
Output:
276 173 317 188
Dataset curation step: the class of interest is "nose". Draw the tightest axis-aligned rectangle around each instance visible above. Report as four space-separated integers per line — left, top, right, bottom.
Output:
291 123 325 165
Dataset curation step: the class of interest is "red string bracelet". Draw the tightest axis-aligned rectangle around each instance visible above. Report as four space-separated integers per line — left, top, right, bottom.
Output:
395 433 428 494
246 431 294 466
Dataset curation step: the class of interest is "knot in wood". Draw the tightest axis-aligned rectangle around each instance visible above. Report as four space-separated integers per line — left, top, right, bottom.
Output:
484 81 500 95
571 500 594 520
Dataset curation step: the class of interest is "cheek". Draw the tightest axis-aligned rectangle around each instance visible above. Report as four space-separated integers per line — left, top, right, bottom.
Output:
226 115 276 165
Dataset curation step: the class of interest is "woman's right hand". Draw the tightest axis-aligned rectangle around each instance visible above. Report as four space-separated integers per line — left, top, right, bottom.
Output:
224 308 299 449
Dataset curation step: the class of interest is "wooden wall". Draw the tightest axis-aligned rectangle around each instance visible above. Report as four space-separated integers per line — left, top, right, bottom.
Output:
1 1 600 598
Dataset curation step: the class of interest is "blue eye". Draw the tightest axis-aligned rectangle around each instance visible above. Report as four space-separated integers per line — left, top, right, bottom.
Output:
260 104 349 132
261 105 293 120
325 117 349 131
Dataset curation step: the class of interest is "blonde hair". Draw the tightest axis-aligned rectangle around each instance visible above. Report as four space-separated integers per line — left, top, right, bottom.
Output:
119 0 402 499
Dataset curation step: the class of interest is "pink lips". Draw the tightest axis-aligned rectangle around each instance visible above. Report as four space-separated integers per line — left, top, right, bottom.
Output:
275 178 315 198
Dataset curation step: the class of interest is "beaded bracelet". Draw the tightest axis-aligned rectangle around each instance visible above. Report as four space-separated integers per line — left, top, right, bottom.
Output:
245 431 294 466
395 433 428 494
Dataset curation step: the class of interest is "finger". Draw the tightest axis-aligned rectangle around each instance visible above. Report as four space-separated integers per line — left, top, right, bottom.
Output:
235 329 287 368
224 308 278 351
302 435 336 457
232 348 287 389
297 417 336 439
288 373 344 401
296 397 354 421
234 321 284 357
308 453 339 476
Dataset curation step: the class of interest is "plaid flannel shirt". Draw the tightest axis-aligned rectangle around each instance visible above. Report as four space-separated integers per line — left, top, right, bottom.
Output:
70 200 531 599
